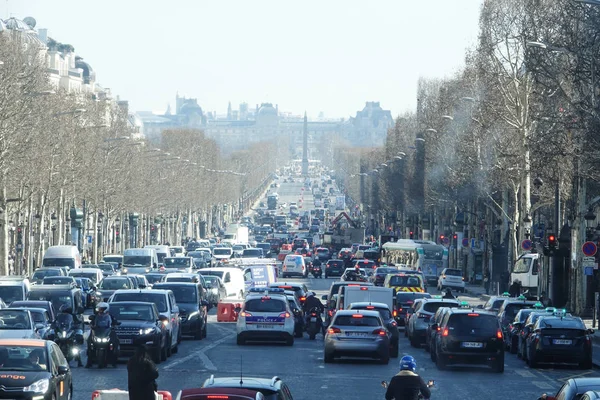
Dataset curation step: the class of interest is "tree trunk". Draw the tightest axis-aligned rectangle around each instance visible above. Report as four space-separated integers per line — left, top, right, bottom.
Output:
501 189 509 245
0 180 9 276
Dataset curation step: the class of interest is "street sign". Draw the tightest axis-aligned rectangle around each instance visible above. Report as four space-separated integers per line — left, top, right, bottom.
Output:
582 241 598 257
87 235 92 244
443 237 450 245
585 266 594 276
462 238 469 247
521 239 533 251
471 238 476 248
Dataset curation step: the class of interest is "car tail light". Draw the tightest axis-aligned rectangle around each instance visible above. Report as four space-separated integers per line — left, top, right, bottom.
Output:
496 329 503 339
328 310 333 316
328 327 341 334
393 310 398 317
391 321 397 326
442 328 449 337
467 313 479 317
240 311 252 317
360 287 368 291
300 297 306 302
366 306 375 309
352 314 363 318
407 300 414 304
311 312 317 316
207 396 229 399
372 328 386 336
279 312 291 318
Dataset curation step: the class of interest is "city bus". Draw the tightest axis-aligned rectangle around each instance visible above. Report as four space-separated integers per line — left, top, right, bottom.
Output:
381 240 448 284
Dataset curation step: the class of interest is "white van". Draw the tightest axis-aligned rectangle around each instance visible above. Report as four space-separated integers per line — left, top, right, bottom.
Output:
144 245 170 266
212 247 233 263
69 268 103 286
123 248 158 275
282 254 307 278
0 276 30 304
42 245 82 270
197 267 245 299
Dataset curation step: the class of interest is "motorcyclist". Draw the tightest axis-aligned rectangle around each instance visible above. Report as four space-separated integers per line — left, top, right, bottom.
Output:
385 355 431 400
86 302 120 368
302 292 325 334
57 304 83 367
443 288 455 299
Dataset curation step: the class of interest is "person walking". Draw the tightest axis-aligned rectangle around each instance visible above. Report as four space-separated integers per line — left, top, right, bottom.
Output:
127 345 159 400
483 273 490 295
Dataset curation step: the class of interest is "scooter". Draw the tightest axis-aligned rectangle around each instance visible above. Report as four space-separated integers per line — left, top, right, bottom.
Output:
312 265 323 278
306 307 323 340
53 314 83 367
381 380 435 399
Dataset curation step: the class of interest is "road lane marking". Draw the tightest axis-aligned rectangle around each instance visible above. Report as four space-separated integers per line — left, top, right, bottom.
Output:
532 381 554 389
164 333 235 370
561 370 594 381
516 370 535 378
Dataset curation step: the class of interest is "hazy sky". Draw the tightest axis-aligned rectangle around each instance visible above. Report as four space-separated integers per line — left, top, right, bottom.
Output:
6 0 483 118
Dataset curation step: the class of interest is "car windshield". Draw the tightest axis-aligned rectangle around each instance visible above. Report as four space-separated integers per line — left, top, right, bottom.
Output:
27 291 73 311
539 318 585 329
42 258 75 268
145 274 165 284
423 301 459 313
447 314 498 335
123 256 151 266
99 279 131 290
43 277 73 285
0 345 49 371
513 257 532 274
166 277 195 283
389 275 422 287
97 264 114 272
203 276 219 285
334 315 380 327
110 304 154 321
213 249 232 256
163 258 189 266
396 293 431 304
0 286 23 304
103 257 122 264
111 293 168 312
0 310 31 329
504 303 535 319
70 271 99 283
243 250 262 257
156 286 196 303
354 307 391 320
516 310 533 323
444 269 462 276
244 298 286 312
32 269 61 279
30 311 47 324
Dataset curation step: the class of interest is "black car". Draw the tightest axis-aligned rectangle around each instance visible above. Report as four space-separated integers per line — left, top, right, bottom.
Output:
186 241 202 252
268 283 309 306
496 297 539 332
0 339 73 400
347 302 399 358
525 313 593 369
27 285 84 323
431 308 504 372
324 259 345 278
395 292 431 326
10 300 57 323
256 243 272 258
110 301 169 363
426 306 454 354
371 267 399 286
95 276 135 302
505 308 536 354
407 298 460 347
152 282 209 340
145 273 166 286
517 310 557 360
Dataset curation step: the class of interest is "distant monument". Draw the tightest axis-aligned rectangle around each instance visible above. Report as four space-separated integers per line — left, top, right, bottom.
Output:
302 112 309 176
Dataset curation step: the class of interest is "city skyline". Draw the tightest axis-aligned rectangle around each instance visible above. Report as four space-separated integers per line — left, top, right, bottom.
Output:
5 0 483 119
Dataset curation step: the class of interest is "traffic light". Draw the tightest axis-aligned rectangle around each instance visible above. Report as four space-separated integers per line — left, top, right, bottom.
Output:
129 213 139 227
453 234 458 246
70 207 83 228
439 235 445 244
409 231 414 239
548 234 558 249
115 229 121 243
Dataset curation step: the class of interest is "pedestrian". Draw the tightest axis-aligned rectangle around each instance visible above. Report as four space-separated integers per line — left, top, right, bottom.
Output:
127 345 159 400
509 280 521 297
483 274 490 295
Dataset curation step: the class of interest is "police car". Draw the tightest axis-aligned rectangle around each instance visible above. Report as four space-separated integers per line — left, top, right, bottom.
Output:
236 288 295 346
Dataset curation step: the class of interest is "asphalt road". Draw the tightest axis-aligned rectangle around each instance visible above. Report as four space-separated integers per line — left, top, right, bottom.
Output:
71 276 600 400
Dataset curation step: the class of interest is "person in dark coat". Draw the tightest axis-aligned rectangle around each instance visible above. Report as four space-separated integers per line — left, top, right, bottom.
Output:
127 345 158 400
509 280 521 297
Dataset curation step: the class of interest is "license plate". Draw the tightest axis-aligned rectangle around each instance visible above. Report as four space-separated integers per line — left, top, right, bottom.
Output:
310 317 317 322
257 324 274 329
345 332 368 337
461 342 483 348
553 339 572 345
120 339 133 344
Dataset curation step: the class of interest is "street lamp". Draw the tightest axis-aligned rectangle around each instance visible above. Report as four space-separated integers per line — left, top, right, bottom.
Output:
585 209 596 240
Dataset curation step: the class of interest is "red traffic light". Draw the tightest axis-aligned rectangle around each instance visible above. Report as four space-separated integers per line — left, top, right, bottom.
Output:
549 235 556 241
440 235 445 240
410 231 414 235
453 234 457 239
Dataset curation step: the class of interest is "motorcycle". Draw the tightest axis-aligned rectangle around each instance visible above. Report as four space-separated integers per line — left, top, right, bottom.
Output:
305 307 323 340
312 265 323 278
53 313 83 367
381 379 435 399
89 314 120 369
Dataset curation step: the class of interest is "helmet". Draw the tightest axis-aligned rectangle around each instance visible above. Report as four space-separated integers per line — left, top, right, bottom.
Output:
399 355 417 371
59 304 72 314
96 302 109 313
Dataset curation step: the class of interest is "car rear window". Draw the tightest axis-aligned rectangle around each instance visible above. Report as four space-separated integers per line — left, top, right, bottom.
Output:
396 293 430 304
334 315 380 327
445 269 462 276
539 318 585 329
389 275 422 287
111 293 168 312
244 298 286 313
448 314 498 335
328 260 344 267
353 307 391 320
505 303 534 319
423 301 459 313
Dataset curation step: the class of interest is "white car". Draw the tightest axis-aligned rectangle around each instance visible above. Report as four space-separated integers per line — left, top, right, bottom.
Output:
0 309 40 339
437 268 466 292
236 288 294 346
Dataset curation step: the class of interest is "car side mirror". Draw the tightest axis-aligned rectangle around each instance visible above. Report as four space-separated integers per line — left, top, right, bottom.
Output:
35 323 44 331
57 365 69 375
172 306 179 313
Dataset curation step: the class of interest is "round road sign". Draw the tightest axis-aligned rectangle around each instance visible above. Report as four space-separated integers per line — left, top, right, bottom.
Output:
443 237 450 245
582 241 597 257
461 238 469 247
521 239 533 251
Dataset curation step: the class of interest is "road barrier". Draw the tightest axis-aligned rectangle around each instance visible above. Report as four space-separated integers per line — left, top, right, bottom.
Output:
91 389 172 400
217 300 241 322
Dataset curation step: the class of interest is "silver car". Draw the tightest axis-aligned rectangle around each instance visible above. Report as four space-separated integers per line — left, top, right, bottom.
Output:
324 309 390 364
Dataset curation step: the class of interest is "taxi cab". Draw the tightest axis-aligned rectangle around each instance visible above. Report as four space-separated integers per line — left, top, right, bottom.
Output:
0 339 72 400
383 273 424 293
236 288 295 346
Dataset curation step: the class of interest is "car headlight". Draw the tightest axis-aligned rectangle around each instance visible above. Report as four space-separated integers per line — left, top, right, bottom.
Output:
61 331 67 338
139 328 154 335
96 291 102 296
94 337 110 343
24 379 49 393
187 311 199 319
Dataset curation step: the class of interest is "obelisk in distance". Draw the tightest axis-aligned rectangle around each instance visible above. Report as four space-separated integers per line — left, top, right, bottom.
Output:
302 111 309 176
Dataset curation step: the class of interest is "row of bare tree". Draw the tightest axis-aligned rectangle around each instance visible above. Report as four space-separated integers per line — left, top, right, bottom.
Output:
333 0 600 312
0 33 276 275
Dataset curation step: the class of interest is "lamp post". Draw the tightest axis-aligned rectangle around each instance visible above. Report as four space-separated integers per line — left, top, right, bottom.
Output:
585 209 596 240
523 214 533 240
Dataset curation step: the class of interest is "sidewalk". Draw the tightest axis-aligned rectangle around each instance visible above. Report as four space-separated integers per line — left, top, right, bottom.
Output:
464 283 488 298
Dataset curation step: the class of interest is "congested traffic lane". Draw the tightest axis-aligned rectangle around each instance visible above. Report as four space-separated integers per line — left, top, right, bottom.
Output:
70 276 600 400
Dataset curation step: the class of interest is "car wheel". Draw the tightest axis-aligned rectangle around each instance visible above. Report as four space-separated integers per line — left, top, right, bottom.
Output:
166 335 172 357
236 335 245 345
510 337 518 354
286 336 294 346
528 352 538 368
580 357 593 369
409 333 418 348
324 352 334 363
436 353 446 370
194 325 203 340
494 355 504 373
